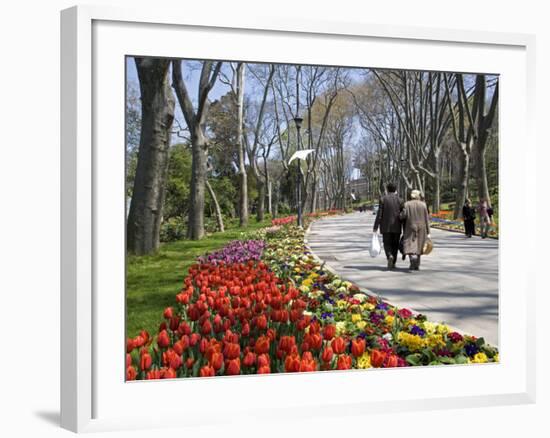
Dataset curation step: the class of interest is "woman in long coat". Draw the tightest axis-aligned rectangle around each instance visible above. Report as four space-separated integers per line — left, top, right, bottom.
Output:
400 189 431 270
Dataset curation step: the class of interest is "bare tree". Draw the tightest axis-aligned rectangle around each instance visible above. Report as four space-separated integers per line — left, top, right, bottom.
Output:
127 58 175 255
172 60 222 240
245 64 275 221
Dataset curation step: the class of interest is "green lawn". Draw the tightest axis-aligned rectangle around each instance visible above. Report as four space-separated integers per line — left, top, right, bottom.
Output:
126 217 271 338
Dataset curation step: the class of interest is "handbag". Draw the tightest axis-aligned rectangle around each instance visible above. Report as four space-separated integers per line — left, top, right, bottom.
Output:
422 237 433 255
369 233 382 257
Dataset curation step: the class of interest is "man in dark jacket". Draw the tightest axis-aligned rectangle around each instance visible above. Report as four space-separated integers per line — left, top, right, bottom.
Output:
373 183 403 269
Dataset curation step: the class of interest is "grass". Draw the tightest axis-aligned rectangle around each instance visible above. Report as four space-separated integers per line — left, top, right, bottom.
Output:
126 217 272 338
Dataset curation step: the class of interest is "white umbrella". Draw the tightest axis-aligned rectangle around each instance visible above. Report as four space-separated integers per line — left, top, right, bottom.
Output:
288 149 315 165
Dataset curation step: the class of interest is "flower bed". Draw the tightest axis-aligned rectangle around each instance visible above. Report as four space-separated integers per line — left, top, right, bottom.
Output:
126 217 498 380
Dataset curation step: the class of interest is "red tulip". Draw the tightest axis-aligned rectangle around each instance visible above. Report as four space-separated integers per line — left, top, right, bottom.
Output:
323 324 336 341
225 358 241 376
185 358 194 369
161 368 177 379
278 336 296 354
266 328 276 341
351 338 366 358
169 316 180 332
199 365 215 377
157 330 170 348
210 352 224 371
257 365 270 374
241 322 250 336
331 337 346 355
139 330 150 344
126 338 135 353
223 342 241 360
190 333 201 347
146 369 162 380
163 307 174 319
133 336 145 350
201 319 212 336
254 336 270 355
242 351 256 367
385 354 399 368
309 320 321 335
177 322 191 337
126 353 132 368
126 366 137 381
308 333 323 351
321 347 334 363
256 314 267 330
173 339 186 356
300 357 317 372
257 354 270 368
336 354 352 370
285 352 300 372
140 352 152 371
370 349 386 368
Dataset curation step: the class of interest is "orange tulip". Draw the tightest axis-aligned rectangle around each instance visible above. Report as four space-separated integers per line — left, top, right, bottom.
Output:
336 354 352 370
385 354 399 368
225 358 241 376
331 337 346 355
285 352 301 372
254 336 270 355
370 349 386 368
223 342 241 360
199 365 215 377
126 366 137 381
323 324 336 341
351 338 366 358
210 352 224 371
140 352 152 371
321 347 334 363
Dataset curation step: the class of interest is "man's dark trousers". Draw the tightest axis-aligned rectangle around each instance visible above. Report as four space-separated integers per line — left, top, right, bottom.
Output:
382 232 400 264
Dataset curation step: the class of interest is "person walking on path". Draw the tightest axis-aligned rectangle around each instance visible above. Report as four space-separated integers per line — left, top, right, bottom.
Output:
373 182 403 270
400 189 431 271
462 198 476 238
478 198 492 238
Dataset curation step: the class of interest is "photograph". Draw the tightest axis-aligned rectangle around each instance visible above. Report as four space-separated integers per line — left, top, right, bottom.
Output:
125 56 499 381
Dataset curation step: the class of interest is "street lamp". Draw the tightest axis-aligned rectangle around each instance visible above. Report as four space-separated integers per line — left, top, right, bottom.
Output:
293 116 304 227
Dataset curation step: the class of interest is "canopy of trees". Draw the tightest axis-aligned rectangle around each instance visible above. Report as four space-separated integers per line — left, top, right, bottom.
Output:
126 57 499 254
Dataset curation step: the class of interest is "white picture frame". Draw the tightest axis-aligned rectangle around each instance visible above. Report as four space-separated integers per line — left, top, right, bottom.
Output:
61 4 536 433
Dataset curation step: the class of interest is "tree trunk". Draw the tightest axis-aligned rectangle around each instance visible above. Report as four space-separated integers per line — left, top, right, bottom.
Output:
272 182 279 218
127 58 174 255
256 178 265 222
475 142 491 206
432 151 441 213
310 172 318 213
236 63 248 227
267 179 272 216
205 179 224 232
453 146 470 219
187 130 208 240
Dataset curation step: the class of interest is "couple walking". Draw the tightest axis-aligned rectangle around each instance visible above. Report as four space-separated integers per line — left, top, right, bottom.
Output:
462 198 494 238
373 183 431 271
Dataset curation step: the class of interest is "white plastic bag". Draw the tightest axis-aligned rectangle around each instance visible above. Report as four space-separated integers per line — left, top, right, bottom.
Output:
369 232 381 257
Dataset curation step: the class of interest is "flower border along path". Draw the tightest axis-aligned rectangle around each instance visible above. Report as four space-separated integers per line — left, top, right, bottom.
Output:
126 215 499 381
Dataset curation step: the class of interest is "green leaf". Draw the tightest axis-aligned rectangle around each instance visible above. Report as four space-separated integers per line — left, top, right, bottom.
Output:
455 355 468 364
406 354 421 366
475 337 486 347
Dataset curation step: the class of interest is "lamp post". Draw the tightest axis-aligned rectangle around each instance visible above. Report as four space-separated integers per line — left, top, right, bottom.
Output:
294 116 303 227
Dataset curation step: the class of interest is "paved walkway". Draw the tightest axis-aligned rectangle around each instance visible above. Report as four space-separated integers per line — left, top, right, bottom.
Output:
306 212 499 346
